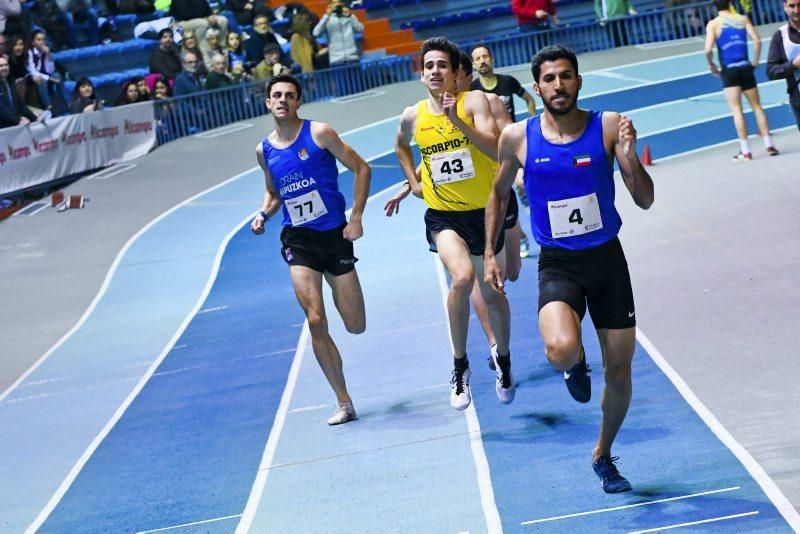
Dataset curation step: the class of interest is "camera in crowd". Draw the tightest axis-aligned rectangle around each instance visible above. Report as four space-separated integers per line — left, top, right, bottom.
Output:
331 0 350 16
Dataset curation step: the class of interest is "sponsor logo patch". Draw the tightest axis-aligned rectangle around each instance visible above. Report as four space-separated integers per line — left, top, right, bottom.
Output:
573 154 592 167
297 148 309 161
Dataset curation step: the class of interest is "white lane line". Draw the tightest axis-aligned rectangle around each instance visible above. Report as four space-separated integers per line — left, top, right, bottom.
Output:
639 101 786 138
196 305 230 314
627 511 760 533
635 37 704 50
332 90 385 103
135 513 242 533
593 72 652 83
0 167 258 406
637 329 800 530
287 404 329 414
651 124 797 163
88 164 137 180
520 486 740 525
235 179 406 533
12 202 49 216
194 123 254 139
25 212 257 533
434 255 503 534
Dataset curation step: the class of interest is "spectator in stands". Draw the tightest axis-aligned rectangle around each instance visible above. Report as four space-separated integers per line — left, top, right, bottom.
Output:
114 80 142 106
204 52 235 88
132 75 152 101
200 26 225 71
225 0 271 26
153 76 172 99
55 0 100 48
0 0 21 36
181 28 207 76
313 0 363 67
173 50 203 95
252 42 288 81
0 55 39 127
0 33 5 55
244 13 278 67
511 0 559 27
107 0 155 14
68 76 101 113
595 0 637 46
170 0 228 48
226 30 247 72
470 44 537 118
291 11 326 73
7 34 29 82
27 30 68 113
149 28 183 81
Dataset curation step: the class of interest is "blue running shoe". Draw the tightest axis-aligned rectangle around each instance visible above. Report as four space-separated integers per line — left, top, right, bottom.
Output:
564 346 591 403
592 456 632 493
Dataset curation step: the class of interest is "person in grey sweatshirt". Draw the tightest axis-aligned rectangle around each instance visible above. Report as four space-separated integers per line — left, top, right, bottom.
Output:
312 0 363 66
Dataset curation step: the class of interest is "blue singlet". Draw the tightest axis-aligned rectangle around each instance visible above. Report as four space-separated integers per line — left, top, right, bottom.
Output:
262 120 346 230
523 111 622 250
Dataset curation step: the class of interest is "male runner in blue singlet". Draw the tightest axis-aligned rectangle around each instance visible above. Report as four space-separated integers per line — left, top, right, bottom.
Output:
484 46 654 493
251 74 372 426
705 0 779 159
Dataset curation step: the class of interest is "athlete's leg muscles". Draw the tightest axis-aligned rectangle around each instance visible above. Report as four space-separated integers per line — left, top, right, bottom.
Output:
538 302 582 371
433 229 475 358
470 278 497 347
290 265 352 404
723 86 748 140
593 326 636 459
742 86 771 136
472 250 510 355
325 269 366 334
504 221 522 282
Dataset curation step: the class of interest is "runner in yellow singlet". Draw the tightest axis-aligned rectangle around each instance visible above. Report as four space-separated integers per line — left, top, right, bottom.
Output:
394 37 515 412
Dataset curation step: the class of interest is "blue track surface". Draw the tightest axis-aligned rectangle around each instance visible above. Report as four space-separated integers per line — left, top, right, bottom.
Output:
3 43 798 533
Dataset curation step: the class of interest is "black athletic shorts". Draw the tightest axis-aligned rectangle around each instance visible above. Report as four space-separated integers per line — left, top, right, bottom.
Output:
503 190 519 231
425 208 505 256
537 236 636 329
279 223 357 276
721 65 757 90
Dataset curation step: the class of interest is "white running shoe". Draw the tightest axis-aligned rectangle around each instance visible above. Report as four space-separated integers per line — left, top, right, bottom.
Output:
450 367 472 411
327 402 358 425
491 345 516 404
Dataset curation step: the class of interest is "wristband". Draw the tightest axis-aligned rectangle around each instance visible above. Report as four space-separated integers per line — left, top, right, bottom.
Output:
259 210 270 221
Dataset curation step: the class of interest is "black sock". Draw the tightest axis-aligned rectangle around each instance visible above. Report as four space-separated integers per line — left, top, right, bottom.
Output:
497 352 511 370
454 355 469 370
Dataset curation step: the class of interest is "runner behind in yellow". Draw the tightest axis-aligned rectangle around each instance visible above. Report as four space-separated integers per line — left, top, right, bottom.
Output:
415 92 498 211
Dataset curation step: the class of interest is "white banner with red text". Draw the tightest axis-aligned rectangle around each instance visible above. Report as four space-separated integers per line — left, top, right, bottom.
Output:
0 101 156 196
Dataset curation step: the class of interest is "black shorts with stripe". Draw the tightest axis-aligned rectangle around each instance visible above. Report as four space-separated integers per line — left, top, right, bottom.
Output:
279 223 357 276
537 236 636 329
721 64 756 90
425 208 505 256
503 189 519 231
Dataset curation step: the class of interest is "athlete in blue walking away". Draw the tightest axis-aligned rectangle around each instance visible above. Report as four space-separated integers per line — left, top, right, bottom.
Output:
251 74 372 426
705 0 779 160
484 46 654 493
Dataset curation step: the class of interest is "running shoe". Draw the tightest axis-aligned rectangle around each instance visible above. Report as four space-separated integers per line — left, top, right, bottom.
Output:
592 455 633 493
767 146 780 156
450 367 472 411
732 152 753 161
491 345 516 404
520 237 530 259
327 402 358 425
564 346 591 403
488 344 497 370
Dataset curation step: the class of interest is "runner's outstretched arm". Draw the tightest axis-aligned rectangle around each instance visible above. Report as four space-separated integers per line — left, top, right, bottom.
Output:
251 143 282 235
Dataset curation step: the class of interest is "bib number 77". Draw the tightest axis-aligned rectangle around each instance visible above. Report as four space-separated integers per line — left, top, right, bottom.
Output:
285 189 328 226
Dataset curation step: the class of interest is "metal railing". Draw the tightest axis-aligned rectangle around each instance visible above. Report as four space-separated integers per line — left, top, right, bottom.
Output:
151 0 783 145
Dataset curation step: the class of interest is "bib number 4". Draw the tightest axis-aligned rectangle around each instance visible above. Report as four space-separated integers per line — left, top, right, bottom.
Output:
548 193 603 238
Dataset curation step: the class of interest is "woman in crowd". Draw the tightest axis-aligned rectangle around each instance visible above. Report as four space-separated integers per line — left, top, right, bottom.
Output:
27 29 67 113
7 35 30 83
200 27 226 72
131 75 152 101
290 11 327 72
113 80 142 106
226 31 248 78
68 77 102 114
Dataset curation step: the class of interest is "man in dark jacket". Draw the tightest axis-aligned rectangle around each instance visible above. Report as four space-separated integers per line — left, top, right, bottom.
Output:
170 0 228 47
244 13 279 67
0 56 38 128
149 28 183 81
767 0 800 130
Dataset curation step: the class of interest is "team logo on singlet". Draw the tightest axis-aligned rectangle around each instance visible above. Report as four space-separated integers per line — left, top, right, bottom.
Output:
573 154 592 167
435 122 460 137
297 148 309 161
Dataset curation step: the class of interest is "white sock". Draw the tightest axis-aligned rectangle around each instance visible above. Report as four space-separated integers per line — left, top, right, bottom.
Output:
739 139 751 154
762 134 774 148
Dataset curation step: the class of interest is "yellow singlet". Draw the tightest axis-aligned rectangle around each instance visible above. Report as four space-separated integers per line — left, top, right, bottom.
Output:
414 92 497 211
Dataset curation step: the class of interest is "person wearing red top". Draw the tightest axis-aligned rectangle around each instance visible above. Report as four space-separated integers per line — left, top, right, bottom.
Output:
511 0 560 26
